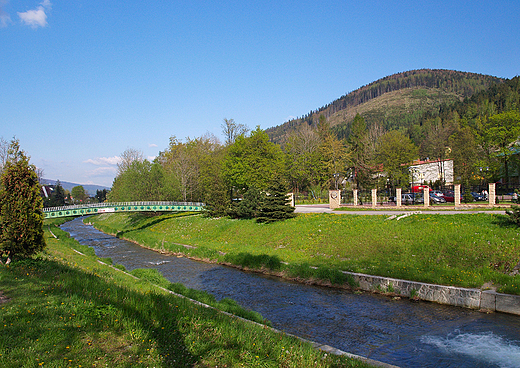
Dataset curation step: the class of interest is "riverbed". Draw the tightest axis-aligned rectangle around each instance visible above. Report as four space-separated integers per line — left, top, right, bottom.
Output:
62 217 520 368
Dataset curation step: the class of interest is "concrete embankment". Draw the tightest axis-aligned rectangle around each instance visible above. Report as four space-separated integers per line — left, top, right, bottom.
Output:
343 270 520 315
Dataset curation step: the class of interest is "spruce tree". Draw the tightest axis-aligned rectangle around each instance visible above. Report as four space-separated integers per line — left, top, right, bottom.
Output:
256 182 295 224
52 180 66 206
0 139 46 264
230 186 262 219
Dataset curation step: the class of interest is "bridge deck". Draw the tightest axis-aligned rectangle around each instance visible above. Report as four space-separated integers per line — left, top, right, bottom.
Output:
43 201 204 219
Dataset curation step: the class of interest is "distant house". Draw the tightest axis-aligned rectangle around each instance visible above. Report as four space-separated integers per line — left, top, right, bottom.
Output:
41 185 54 198
407 159 454 186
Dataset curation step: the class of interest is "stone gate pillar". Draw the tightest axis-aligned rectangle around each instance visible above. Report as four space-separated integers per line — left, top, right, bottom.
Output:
424 187 430 207
454 184 461 207
287 192 294 207
329 190 341 209
489 183 496 206
371 188 377 208
396 188 402 207
353 189 359 206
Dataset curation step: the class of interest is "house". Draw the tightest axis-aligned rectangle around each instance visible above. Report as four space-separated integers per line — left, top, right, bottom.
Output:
407 159 454 186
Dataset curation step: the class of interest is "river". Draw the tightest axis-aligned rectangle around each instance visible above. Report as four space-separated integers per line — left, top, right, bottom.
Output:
61 217 520 368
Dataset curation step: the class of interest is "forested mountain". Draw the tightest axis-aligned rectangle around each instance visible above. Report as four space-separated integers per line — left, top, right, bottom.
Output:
266 69 504 144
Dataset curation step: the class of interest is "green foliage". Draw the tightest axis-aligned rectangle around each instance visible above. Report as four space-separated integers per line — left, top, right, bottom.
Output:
256 181 296 223
42 180 66 208
229 186 262 219
506 205 520 226
0 139 45 263
462 191 474 203
109 159 165 202
95 188 108 203
348 114 374 189
200 146 230 218
71 185 87 203
376 130 419 189
223 126 285 192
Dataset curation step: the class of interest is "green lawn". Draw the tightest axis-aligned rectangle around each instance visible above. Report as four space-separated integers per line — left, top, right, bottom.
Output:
89 211 520 295
0 218 371 368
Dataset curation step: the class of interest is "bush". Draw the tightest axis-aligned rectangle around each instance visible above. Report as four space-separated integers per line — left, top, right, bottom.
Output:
506 205 520 226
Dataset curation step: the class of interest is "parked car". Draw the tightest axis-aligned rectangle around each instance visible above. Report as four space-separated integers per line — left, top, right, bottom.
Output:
402 193 423 205
471 192 486 201
443 191 463 203
430 193 447 204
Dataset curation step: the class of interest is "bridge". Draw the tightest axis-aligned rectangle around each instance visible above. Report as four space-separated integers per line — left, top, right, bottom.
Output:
43 201 204 219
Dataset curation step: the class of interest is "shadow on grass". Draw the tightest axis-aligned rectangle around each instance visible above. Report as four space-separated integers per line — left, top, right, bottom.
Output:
0 257 198 367
491 213 519 229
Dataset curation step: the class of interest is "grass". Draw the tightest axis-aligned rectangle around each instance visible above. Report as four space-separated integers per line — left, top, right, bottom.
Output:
88 211 520 295
0 217 370 367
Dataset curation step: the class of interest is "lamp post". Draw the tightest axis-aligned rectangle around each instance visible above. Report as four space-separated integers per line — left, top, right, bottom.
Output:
409 167 419 205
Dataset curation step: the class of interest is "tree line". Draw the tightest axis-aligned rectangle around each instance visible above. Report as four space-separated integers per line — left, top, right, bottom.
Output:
110 75 520 212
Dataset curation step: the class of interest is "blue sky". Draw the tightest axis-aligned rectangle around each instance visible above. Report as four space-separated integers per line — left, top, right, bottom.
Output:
1 1 519 188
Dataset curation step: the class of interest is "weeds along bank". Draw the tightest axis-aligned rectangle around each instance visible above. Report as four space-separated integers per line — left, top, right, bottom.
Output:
0 218 370 368
88 212 520 296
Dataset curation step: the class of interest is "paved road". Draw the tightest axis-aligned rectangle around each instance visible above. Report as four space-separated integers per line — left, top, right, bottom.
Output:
294 204 509 215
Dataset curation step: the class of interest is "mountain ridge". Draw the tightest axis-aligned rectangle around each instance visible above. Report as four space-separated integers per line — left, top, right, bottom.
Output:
41 179 109 196
266 69 504 143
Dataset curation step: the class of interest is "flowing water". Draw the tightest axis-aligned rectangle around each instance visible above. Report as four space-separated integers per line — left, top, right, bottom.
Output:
61 217 520 368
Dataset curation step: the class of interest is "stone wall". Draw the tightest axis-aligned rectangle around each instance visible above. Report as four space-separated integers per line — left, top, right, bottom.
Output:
342 270 520 315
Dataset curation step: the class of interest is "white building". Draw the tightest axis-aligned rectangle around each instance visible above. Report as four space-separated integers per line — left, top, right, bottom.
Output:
408 159 453 185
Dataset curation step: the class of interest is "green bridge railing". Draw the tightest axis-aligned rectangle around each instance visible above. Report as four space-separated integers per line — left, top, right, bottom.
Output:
43 201 204 219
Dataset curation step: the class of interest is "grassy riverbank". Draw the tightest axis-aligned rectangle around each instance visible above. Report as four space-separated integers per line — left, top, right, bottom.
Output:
0 218 370 368
88 211 520 295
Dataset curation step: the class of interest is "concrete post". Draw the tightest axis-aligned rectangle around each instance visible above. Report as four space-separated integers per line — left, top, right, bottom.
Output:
454 184 461 207
396 188 402 207
353 189 358 206
424 187 430 207
371 188 377 208
489 183 496 206
329 190 341 209
287 192 294 207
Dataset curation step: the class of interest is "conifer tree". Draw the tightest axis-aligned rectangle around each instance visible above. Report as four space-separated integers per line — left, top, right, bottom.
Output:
256 181 295 224
0 139 45 264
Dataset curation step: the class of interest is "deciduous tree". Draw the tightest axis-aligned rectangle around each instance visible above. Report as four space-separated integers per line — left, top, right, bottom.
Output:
223 126 285 194
376 130 419 191
71 185 87 203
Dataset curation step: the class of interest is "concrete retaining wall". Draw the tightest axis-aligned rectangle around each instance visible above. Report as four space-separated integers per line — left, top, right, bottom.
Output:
342 271 520 315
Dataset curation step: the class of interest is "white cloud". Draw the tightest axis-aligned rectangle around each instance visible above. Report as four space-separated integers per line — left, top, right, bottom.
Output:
149 143 158 148
84 156 121 166
0 0 11 27
18 0 51 29
88 166 118 176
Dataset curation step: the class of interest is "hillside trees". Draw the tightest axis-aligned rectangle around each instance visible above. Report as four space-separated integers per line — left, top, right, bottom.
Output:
0 139 45 264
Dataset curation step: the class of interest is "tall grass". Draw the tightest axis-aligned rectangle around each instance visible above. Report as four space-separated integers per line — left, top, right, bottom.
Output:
88 212 520 294
0 218 370 367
